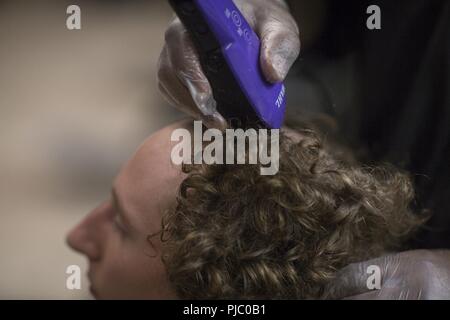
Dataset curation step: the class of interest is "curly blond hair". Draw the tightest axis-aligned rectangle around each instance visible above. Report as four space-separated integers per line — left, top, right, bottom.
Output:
160 123 425 299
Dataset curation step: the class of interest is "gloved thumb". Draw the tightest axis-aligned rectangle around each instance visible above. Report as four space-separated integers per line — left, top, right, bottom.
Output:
259 19 301 83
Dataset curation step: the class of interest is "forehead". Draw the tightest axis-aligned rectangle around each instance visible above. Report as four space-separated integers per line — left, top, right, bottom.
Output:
113 120 190 230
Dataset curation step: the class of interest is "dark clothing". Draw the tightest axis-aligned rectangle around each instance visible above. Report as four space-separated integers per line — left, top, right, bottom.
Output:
359 0 450 248
305 0 450 248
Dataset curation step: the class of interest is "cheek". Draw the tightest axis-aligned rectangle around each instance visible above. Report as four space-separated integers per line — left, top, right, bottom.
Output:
94 236 176 299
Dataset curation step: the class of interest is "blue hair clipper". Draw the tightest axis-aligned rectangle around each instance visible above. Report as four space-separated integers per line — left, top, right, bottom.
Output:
168 0 287 129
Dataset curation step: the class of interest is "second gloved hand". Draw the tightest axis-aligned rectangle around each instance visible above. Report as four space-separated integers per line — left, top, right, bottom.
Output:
323 250 450 300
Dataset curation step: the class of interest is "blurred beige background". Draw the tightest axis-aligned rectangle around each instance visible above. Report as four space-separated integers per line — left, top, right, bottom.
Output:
0 0 183 299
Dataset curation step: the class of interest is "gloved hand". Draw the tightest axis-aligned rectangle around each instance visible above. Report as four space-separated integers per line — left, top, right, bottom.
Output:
323 250 450 300
157 0 300 129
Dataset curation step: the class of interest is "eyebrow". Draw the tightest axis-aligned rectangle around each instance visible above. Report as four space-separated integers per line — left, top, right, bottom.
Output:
111 187 134 231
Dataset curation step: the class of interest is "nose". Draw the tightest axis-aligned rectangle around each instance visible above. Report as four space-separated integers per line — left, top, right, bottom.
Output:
66 201 111 261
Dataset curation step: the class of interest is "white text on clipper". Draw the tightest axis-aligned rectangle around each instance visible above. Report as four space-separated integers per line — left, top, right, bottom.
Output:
275 85 285 109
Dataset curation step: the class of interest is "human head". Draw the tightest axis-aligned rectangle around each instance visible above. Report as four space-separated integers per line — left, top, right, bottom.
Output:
67 118 423 299
66 121 187 299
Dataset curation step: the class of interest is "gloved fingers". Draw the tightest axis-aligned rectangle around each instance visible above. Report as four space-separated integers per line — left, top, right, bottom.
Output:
322 259 371 299
164 18 216 115
256 4 301 83
345 288 420 300
158 47 201 117
158 18 227 130
323 254 402 299
343 290 381 300
158 45 227 130
325 250 450 300
158 81 202 119
159 78 226 130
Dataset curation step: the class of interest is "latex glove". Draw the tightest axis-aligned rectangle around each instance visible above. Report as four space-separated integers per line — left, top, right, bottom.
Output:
324 250 450 300
157 0 300 129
